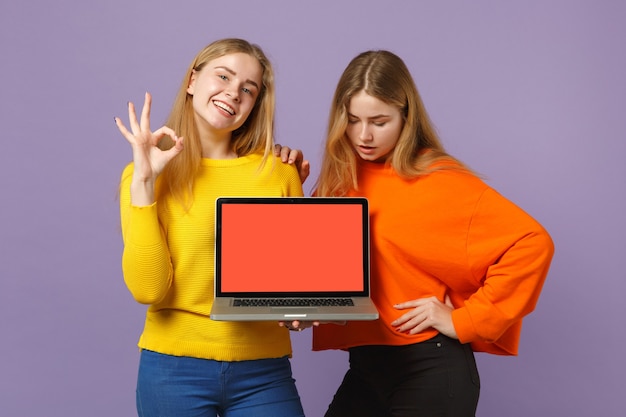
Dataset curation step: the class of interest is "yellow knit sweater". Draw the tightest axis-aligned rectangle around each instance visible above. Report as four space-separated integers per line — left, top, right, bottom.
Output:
119 154 304 361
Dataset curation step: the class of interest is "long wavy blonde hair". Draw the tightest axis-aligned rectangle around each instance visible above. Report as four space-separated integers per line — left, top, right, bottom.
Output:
315 50 468 196
157 38 276 207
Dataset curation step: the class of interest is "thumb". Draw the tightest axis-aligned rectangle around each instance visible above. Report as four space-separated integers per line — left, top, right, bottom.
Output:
167 136 184 156
444 294 454 309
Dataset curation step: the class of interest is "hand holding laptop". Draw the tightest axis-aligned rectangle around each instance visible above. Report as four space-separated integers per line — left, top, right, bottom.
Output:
280 320 319 332
279 320 347 332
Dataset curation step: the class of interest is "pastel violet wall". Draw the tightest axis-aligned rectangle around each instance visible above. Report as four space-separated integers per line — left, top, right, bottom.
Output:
1 1 624 416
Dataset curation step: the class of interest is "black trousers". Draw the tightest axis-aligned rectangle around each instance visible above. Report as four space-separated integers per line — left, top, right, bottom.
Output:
325 334 480 417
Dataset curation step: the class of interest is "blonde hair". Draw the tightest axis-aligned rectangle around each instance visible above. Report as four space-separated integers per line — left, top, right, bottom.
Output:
157 38 276 207
315 50 468 196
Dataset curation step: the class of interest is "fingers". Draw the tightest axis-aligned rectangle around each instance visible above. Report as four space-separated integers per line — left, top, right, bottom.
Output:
274 143 286 158
127 100 140 133
140 92 152 133
273 143 292 162
297 159 310 184
279 321 304 331
114 117 134 143
273 144 310 184
273 144 297 162
393 297 431 310
163 136 184 159
393 312 430 335
287 148 300 164
390 311 418 329
121 92 152 136
284 148 310 184
152 126 180 144
278 320 319 331
391 296 455 336
393 305 439 335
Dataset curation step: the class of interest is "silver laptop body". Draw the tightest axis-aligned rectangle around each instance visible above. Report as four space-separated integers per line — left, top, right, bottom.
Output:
210 197 379 321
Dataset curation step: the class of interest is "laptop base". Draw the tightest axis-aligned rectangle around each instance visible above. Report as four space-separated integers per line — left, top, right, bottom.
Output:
210 297 379 321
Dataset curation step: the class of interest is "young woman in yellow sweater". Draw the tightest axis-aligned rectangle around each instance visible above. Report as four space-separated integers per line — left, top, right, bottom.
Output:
114 38 308 417
312 50 555 416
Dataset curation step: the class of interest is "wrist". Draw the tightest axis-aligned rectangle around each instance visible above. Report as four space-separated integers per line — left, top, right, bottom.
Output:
130 179 156 206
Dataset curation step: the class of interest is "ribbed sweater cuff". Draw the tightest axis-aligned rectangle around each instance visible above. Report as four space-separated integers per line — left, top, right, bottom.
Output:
451 307 476 344
126 203 162 246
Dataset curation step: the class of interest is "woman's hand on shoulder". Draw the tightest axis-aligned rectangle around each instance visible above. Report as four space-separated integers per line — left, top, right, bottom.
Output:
115 92 184 184
274 144 310 184
391 295 458 339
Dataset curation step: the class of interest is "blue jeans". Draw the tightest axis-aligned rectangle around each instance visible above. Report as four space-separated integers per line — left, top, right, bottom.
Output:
136 350 304 417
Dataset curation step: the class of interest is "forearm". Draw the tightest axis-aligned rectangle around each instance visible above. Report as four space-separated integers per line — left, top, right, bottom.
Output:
121 204 173 304
129 177 156 206
453 230 554 344
122 240 172 304
120 167 173 304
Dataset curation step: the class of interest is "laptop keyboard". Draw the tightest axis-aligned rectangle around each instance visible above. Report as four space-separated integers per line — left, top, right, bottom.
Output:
233 298 354 307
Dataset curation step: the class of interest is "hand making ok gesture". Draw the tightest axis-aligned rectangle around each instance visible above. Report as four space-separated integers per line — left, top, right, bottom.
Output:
114 92 184 205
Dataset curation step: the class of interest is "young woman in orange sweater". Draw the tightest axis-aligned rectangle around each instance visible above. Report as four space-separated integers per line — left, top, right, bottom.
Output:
311 50 554 416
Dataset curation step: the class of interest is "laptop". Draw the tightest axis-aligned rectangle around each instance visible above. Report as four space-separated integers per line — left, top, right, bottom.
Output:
210 196 379 321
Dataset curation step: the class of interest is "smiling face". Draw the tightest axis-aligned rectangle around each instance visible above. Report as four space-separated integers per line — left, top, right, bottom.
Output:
187 52 263 141
346 90 404 162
